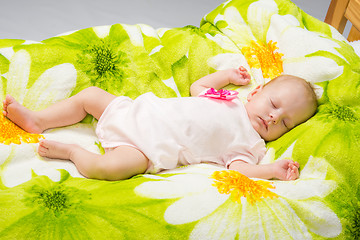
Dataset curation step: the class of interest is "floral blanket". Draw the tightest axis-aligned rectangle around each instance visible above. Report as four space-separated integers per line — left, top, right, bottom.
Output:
1 0 359 239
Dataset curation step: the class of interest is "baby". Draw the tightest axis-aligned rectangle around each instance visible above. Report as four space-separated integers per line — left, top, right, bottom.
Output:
2 67 317 181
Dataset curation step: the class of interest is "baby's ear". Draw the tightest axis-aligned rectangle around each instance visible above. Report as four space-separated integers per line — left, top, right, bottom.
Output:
247 85 263 101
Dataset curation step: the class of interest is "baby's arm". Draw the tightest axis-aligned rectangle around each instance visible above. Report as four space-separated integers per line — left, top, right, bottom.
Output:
190 67 251 96
228 159 300 181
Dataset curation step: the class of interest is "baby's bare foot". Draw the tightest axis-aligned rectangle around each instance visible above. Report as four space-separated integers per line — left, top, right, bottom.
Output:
3 95 43 134
38 140 77 160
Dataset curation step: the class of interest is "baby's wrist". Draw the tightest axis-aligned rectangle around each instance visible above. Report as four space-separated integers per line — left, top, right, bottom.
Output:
228 68 239 85
269 163 279 179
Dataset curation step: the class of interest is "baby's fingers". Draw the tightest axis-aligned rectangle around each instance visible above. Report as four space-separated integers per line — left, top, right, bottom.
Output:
286 166 299 180
287 160 299 168
293 161 300 168
239 67 251 81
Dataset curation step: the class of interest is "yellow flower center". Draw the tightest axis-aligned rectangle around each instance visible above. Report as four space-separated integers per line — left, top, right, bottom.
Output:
0 114 44 145
242 40 284 79
211 170 278 205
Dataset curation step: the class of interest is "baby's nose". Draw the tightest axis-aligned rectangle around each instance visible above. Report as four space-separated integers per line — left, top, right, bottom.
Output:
269 113 280 124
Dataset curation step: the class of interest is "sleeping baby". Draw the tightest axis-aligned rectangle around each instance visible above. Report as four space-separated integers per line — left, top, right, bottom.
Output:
2 67 317 181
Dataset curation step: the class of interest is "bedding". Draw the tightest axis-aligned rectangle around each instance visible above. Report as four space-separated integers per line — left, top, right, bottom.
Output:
0 0 359 239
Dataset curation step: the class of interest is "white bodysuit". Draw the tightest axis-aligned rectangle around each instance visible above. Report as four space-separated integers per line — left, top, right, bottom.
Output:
95 92 266 173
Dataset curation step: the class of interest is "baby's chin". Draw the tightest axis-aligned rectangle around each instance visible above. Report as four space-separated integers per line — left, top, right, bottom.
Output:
259 133 270 142
262 132 283 142
250 122 267 140
256 128 277 142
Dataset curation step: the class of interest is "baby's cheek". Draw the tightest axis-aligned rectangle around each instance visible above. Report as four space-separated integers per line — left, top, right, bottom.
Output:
265 127 284 141
250 119 261 135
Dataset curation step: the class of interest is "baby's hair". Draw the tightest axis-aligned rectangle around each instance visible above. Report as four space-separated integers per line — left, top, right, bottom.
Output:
266 74 318 116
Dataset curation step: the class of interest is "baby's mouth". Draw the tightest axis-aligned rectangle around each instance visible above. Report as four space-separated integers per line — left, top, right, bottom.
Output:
260 117 268 130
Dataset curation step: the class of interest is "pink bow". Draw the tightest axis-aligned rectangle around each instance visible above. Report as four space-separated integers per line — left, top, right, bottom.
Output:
199 88 239 101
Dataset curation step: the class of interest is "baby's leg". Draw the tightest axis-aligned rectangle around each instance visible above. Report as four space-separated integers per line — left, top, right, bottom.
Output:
3 86 116 134
39 140 149 180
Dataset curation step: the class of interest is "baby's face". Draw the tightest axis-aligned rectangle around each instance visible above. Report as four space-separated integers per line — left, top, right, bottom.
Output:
245 80 315 141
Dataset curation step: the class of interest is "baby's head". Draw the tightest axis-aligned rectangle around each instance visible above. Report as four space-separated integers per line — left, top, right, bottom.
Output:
245 75 317 141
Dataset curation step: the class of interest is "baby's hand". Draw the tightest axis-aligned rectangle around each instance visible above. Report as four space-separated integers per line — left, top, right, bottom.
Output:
229 66 251 86
273 159 300 181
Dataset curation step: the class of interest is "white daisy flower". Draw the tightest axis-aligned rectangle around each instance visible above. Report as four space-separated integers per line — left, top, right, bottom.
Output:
135 157 341 239
0 49 83 187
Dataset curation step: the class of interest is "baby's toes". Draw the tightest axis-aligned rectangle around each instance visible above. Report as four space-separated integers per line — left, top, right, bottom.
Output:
38 148 47 157
38 141 48 156
5 95 14 105
2 99 8 111
3 95 14 111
